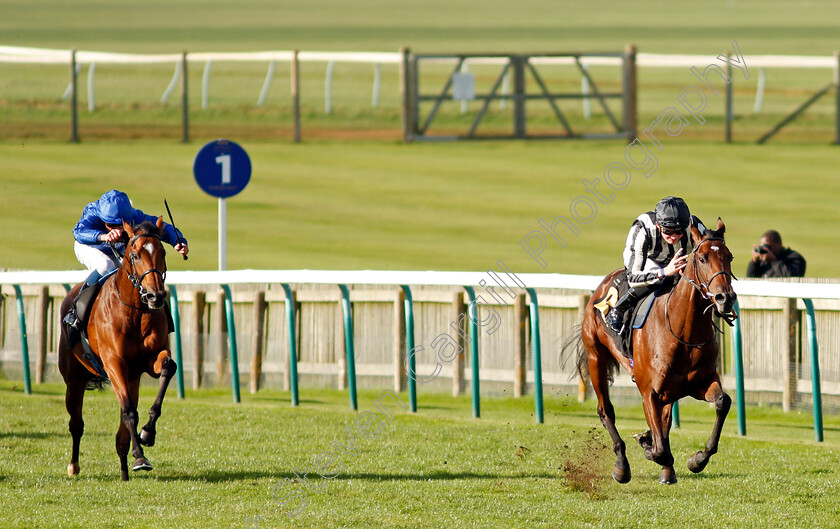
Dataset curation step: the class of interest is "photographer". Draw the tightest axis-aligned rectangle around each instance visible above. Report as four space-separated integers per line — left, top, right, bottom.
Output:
746 230 806 278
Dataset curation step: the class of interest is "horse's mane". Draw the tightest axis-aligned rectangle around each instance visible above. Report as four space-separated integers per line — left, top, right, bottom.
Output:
132 220 161 236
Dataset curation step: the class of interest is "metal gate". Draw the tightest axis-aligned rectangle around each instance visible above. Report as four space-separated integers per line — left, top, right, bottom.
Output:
400 49 637 142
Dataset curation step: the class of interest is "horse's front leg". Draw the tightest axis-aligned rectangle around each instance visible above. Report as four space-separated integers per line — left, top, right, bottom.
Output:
640 394 677 484
687 379 731 474
140 351 178 447
112 376 152 478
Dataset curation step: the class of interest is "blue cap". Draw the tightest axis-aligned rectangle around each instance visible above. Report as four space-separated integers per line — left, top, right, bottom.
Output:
97 190 133 224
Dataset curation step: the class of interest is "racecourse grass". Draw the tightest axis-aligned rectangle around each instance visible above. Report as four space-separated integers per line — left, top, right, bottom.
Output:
1 380 838 529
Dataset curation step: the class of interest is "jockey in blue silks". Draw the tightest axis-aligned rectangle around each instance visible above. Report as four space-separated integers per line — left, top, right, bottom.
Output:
64 190 189 328
604 196 707 334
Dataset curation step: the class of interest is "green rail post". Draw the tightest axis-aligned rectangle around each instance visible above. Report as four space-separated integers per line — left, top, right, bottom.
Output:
526 288 543 424
672 400 680 428
12 285 32 395
732 299 746 436
220 285 241 404
168 285 185 399
400 285 417 413
338 285 358 411
62 284 72 294
802 299 823 443
281 284 299 407
464 286 480 419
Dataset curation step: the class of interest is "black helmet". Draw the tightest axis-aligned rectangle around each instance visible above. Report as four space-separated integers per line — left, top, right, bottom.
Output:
655 196 690 230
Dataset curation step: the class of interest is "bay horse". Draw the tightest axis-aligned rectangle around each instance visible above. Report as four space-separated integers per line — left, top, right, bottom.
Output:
58 217 177 481
569 218 736 484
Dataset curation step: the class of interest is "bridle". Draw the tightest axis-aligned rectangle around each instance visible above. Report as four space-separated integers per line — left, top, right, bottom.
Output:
664 237 737 347
109 232 167 310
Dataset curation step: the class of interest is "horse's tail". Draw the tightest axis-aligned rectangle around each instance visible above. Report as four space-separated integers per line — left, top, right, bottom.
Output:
559 323 587 382
559 322 620 385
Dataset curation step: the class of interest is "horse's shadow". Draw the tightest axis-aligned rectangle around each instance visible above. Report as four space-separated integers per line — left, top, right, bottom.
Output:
143 470 555 483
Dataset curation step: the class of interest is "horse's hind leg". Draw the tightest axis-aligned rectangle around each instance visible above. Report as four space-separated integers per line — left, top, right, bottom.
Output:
587 344 631 484
140 353 177 447
64 378 86 477
687 379 731 474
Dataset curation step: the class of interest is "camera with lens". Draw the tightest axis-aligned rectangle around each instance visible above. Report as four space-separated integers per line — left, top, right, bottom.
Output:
757 243 770 255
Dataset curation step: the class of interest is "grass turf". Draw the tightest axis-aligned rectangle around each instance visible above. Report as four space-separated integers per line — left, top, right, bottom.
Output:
1 139 836 276
1 380 838 528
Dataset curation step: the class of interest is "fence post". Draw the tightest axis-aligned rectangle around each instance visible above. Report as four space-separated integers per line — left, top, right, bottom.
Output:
526 288 543 424
292 50 301 143
622 43 638 142
513 293 527 397
512 55 526 138
338 285 357 410
35 286 49 384
70 49 79 143
220 285 241 404
216 289 228 384
802 299 823 442
400 286 417 412
464 286 480 419
12 286 32 395
732 299 746 436
192 290 205 390
400 46 413 143
169 285 185 399
394 289 407 392
451 291 466 396
181 51 189 143
577 294 591 403
250 290 266 394
280 285 299 406
782 297 798 412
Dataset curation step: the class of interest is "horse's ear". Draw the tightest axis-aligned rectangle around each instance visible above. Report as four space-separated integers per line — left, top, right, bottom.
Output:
715 217 726 238
123 220 135 238
690 225 703 245
156 216 164 233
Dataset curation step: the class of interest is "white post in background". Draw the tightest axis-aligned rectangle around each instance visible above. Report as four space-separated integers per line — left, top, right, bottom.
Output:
161 60 182 103
218 198 226 271
258 60 276 107
325 60 335 114
87 62 96 112
460 62 469 113
582 63 591 119
202 60 213 109
754 67 766 113
372 63 381 108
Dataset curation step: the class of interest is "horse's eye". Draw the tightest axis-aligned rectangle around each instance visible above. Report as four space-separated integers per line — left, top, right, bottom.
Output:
698 256 706 264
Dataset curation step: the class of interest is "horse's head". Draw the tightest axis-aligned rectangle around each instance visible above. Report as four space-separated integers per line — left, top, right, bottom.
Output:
123 217 167 310
688 218 737 318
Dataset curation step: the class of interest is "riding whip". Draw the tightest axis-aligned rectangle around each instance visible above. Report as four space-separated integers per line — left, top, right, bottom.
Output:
164 198 188 260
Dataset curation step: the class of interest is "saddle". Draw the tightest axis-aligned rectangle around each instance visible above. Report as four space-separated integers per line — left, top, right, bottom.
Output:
593 275 675 360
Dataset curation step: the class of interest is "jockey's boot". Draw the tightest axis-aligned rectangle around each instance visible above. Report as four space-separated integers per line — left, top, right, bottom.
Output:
604 290 637 334
63 270 102 330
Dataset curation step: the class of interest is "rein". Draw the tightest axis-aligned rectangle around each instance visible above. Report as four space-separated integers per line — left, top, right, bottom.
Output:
664 237 736 348
108 232 167 311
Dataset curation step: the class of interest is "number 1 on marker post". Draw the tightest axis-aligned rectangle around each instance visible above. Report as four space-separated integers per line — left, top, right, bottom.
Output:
215 154 231 184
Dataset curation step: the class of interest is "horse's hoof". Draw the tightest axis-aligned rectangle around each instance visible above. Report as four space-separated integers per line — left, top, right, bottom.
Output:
687 451 709 473
659 467 677 485
67 463 80 477
132 457 153 472
633 431 652 448
139 428 155 447
612 465 631 484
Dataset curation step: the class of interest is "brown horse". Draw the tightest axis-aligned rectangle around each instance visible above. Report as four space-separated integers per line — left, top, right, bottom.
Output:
58 217 177 481
569 218 736 484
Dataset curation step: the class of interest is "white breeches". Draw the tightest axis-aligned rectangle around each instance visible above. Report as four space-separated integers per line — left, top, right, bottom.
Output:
74 242 121 275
